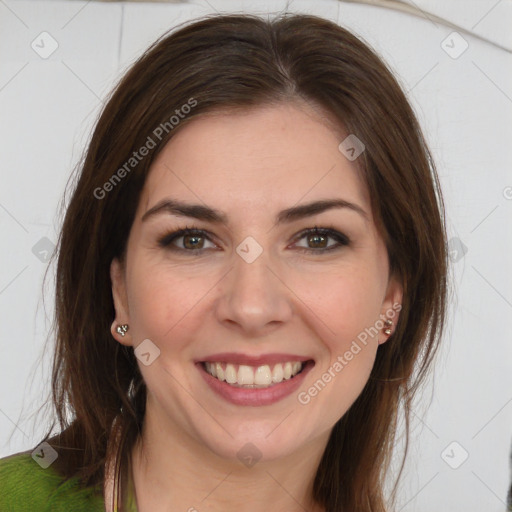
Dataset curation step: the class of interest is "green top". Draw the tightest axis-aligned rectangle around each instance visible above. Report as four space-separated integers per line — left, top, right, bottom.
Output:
0 450 138 511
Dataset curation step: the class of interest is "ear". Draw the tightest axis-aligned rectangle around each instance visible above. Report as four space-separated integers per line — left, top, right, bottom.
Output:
378 274 403 345
110 257 132 346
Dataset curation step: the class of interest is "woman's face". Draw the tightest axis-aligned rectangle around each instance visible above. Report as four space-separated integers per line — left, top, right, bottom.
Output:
111 102 402 463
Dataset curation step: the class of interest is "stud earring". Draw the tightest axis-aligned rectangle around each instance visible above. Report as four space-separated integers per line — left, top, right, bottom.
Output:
383 319 393 336
116 324 129 337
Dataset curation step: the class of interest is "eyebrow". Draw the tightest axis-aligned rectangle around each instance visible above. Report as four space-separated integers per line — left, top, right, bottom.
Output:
141 198 369 225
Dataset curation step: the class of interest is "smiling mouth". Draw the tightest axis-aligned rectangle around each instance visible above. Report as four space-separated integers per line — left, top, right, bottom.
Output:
201 360 313 388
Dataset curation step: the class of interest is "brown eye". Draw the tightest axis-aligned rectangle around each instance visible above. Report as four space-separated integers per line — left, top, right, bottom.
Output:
158 228 215 252
307 232 329 249
182 233 205 250
157 226 349 256
294 227 350 254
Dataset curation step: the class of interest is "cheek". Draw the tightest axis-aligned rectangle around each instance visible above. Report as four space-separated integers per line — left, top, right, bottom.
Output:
296 268 383 403
125 258 216 343
297 270 381 418
300 266 385 346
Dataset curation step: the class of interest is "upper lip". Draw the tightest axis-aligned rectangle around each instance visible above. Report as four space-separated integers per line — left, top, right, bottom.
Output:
196 353 313 366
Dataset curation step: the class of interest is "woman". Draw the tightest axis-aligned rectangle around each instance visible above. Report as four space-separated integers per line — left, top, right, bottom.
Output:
0 11 448 512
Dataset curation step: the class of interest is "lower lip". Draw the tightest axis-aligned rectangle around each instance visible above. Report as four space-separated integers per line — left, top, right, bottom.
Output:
197 361 315 406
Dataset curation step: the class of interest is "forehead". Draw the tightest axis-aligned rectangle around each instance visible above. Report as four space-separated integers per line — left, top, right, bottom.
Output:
139 102 369 219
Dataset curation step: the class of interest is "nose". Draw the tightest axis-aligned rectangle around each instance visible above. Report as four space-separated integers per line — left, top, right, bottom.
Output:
214 249 293 336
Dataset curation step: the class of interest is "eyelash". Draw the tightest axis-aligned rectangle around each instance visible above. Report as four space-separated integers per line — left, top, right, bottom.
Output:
157 225 350 256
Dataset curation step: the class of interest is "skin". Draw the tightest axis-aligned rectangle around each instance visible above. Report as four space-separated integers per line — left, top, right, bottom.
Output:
110 101 402 512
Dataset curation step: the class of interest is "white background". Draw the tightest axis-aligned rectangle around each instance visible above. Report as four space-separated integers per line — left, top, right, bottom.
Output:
1 1 511 511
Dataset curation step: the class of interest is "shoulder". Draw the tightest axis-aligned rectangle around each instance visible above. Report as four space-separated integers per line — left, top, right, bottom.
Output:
0 450 104 512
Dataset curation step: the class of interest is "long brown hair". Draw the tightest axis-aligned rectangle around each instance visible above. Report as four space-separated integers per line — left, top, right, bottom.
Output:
41 12 448 512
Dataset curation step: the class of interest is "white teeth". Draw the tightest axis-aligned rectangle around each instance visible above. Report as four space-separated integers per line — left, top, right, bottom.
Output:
272 364 284 382
254 365 272 386
238 365 254 385
215 362 225 381
203 361 305 388
272 363 284 383
283 362 292 379
225 363 237 384
205 362 215 377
